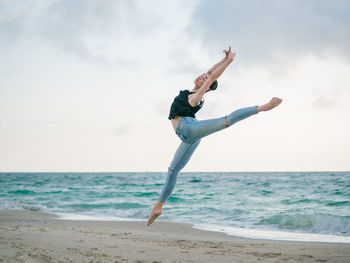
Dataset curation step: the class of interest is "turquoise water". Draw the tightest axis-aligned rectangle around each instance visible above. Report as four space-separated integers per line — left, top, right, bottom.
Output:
1 172 349 242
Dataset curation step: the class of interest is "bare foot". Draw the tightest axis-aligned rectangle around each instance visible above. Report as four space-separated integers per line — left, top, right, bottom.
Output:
147 201 164 226
257 97 282 112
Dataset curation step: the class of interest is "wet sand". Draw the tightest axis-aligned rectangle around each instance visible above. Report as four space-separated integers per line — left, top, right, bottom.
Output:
0 210 349 263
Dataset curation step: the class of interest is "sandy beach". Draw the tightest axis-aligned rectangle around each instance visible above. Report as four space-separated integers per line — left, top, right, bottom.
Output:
0 210 349 263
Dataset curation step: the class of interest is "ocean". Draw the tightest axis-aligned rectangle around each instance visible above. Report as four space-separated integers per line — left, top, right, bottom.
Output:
1 172 349 243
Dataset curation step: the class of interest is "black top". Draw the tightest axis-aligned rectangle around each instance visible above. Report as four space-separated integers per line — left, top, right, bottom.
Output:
168 90 204 120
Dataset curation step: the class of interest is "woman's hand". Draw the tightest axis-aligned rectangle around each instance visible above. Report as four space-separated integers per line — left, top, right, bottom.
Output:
223 46 231 58
228 51 236 60
207 46 235 76
223 46 236 61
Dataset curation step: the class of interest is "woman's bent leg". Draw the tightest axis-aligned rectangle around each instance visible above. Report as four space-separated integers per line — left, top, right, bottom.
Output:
158 140 201 203
188 106 259 142
148 140 200 226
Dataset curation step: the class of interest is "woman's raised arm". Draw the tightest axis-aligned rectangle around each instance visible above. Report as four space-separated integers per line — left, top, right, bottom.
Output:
189 48 235 106
209 51 235 81
207 46 232 74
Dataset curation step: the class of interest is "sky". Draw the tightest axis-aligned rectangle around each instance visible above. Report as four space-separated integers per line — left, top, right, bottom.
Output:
1 0 350 172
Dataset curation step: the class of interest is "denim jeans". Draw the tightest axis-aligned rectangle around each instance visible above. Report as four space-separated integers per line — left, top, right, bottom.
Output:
158 106 258 202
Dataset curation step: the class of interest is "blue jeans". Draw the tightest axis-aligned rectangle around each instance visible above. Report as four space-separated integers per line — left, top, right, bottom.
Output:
159 106 258 202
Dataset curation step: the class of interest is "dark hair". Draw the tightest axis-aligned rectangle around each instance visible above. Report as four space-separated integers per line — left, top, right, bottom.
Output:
207 80 218 92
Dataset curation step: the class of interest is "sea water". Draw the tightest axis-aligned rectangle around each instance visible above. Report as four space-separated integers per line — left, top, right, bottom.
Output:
0 172 349 243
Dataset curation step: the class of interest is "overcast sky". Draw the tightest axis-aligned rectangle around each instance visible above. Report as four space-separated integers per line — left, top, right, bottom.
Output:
1 0 349 172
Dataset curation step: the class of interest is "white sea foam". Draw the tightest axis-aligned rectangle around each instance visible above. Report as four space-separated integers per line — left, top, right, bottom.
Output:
55 212 144 222
193 224 350 244
53 212 350 243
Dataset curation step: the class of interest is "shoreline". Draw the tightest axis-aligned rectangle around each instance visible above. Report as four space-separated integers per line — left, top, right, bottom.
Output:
1 209 349 262
56 210 350 244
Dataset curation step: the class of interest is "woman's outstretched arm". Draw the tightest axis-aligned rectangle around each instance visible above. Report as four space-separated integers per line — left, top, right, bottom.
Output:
189 48 235 106
209 51 235 81
207 47 232 74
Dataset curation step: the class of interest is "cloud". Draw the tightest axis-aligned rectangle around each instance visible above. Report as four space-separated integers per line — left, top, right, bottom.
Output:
2 0 349 70
0 0 35 45
0 0 200 69
190 0 350 67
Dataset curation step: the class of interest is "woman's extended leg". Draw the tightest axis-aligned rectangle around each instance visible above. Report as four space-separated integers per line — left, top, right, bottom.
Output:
147 140 201 226
186 106 259 143
186 97 282 143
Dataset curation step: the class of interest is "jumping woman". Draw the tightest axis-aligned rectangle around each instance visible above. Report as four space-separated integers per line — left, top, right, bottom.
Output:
147 46 282 226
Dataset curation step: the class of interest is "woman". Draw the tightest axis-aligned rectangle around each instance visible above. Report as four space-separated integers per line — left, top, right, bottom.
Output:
147 47 282 226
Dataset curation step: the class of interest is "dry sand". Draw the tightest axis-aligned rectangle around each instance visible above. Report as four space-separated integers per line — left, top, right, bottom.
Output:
0 210 349 263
